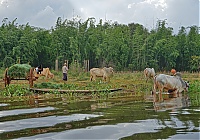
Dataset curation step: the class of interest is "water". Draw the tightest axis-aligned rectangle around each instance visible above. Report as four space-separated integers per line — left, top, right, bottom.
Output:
0 93 199 140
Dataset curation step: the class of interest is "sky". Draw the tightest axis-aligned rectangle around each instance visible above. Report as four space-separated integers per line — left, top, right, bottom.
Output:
0 0 199 34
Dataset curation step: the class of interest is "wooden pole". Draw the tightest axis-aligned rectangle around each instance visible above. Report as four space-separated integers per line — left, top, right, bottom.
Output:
87 60 89 72
84 60 90 72
55 59 58 71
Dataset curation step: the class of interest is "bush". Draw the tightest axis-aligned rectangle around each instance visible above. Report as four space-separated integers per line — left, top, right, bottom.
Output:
8 64 31 78
0 85 31 96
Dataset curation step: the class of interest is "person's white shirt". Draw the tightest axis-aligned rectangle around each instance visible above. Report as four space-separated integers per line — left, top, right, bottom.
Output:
36 67 39 73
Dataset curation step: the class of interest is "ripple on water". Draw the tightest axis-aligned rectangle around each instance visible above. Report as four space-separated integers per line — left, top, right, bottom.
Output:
0 114 102 133
0 103 9 106
0 106 55 117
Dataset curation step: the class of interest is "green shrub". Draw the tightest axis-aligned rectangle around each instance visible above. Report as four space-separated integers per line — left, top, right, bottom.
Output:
8 64 31 78
188 80 200 106
0 85 31 96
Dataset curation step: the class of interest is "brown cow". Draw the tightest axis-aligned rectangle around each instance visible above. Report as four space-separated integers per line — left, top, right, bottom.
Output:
34 68 54 79
90 67 113 82
152 72 189 102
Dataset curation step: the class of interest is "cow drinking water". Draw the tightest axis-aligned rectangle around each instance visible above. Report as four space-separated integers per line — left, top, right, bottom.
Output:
152 72 189 102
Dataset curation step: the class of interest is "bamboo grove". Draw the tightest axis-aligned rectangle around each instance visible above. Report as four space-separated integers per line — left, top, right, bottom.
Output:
0 17 199 72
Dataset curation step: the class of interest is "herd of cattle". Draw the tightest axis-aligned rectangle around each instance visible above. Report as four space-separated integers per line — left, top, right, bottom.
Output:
33 66 189 102
144 68 189 101
90 67 190 102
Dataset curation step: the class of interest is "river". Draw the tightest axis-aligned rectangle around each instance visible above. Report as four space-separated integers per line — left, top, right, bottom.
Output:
0 92 199 140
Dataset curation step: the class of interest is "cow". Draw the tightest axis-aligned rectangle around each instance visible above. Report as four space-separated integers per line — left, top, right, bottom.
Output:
90 67 114 82
152 72 189 102
144 68 156 82
34 68 54 79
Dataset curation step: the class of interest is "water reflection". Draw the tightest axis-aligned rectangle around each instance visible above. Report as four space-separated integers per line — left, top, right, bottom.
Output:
0 93 199 140
0 107 55 117
0 114 101 133
0 103 9 106
14 117 199 140
153 94 190 112
15 119 164 140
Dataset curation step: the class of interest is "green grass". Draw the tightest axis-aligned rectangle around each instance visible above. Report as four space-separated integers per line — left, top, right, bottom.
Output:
0 68 199 106
188 80 200 106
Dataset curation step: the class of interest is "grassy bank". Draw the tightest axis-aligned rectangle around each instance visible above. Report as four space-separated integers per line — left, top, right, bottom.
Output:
0 68 199 105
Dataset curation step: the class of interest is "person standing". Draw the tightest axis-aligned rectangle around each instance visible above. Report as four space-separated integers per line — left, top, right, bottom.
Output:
38 64 42 74
35 64 42 74
62 63 68 81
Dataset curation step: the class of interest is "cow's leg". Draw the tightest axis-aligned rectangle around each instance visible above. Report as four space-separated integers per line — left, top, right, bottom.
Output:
102 76 105 82
93 75 96 81
90 75 93 81
145 74 148 83
152 90 156 102
177 91 180 97
107 77 110 82
152 84 157 102
103 75 107 82
172 89 178 98
158 88 164 102
152 80 158 102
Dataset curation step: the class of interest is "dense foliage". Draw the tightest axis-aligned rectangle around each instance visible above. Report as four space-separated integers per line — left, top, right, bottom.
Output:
0 17 199 71
7 64 31 78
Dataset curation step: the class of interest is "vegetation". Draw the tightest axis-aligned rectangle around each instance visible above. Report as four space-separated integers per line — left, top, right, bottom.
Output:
0 68 199 106
188 80 200 106
0 84 31 96
0 17 199 72
0 15 199 139
7 64 31 78
0 16 199 105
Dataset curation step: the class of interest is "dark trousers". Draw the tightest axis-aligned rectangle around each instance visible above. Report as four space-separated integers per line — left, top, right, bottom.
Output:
63 73 67 81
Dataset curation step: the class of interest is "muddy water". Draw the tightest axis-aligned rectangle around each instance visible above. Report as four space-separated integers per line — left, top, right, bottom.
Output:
0 93 199 140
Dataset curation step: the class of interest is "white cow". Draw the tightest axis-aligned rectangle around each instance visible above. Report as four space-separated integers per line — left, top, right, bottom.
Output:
90 67 114 82
144 68 156 82
152 72 189 102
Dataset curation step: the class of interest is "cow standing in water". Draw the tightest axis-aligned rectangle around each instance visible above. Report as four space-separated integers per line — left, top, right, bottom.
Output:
144 68 156 82
152 72 189 102
90 67 114 82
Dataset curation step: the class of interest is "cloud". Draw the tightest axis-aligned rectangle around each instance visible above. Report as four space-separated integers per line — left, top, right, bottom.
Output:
164 0 199 32
0 0 198 33
29 6 57 28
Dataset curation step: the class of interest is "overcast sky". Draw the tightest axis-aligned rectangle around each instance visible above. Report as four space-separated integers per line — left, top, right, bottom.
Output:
0 0 199 34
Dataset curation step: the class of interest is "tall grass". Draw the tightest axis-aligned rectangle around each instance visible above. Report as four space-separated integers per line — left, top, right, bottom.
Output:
188 80 200 106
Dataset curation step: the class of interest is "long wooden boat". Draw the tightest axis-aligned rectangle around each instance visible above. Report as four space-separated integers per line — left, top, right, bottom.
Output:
29 88 123 94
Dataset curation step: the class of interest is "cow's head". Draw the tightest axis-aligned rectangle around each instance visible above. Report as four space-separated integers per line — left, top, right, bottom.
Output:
174 72 182 77
109 67 114 73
